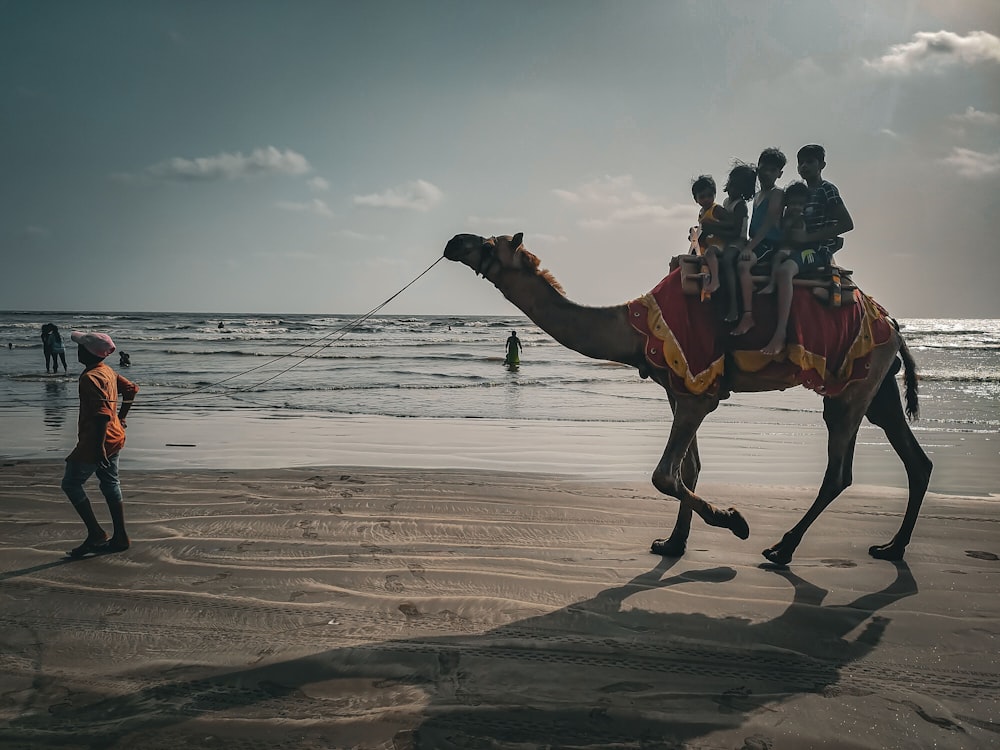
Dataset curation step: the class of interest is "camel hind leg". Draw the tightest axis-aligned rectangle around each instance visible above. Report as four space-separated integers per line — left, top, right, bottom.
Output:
763 385 873 566
651 395 749 557
864 362 932 560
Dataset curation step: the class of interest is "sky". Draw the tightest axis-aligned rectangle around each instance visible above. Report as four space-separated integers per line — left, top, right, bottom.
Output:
2 0 999 318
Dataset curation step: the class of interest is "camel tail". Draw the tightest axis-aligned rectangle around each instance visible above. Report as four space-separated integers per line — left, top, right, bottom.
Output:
898 332 920 422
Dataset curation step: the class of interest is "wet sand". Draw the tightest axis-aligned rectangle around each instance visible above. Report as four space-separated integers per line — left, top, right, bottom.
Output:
1 459 997 749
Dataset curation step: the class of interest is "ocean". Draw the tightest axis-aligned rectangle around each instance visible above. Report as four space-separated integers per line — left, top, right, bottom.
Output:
1 311 997 492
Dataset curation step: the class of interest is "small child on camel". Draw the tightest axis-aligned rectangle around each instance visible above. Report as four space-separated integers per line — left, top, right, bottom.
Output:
758 181 810 294
732 147 786 337
760 144 854 356
692 164 756 320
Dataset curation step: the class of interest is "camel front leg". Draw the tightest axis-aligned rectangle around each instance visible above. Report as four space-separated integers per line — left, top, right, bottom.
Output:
651 436 699 557
651 396 749 557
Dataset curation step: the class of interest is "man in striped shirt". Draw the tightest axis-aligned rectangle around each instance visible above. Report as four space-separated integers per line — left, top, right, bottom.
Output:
761 144 854 356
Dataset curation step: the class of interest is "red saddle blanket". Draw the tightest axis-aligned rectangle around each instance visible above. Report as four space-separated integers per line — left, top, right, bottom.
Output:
627 269 894 397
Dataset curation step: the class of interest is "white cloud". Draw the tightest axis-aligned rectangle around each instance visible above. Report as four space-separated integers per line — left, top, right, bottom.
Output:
865 30 1000 74
555 175 692 230
253 249 321 261
336 229 385 242
580 203 691 230
949 106 1000 126
941 147 1000 178
467 215 520 227
276 198 333 217
139 146 311 182
353 179 443 211
531 233 569 243
552 175 635 205
879 128 899 138
21 225 50 239
308 176 330 191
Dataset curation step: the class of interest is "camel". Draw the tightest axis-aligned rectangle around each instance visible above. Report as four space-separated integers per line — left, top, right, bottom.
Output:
443 233 933 565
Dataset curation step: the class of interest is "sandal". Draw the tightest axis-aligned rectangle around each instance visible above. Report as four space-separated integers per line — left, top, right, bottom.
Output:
67 538 109 559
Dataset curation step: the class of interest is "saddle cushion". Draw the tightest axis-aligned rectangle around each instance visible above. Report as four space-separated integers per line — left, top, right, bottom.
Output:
628 268 894 397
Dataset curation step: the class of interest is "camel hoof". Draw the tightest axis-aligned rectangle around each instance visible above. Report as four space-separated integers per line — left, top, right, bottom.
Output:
868 542 905 561
651 537 686 557
762 545 793 566
726 508 750 540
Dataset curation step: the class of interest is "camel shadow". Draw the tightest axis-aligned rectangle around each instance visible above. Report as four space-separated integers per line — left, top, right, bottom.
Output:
4 559 916 748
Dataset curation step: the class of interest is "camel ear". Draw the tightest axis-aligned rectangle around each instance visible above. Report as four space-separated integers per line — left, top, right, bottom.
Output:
512 232 524 249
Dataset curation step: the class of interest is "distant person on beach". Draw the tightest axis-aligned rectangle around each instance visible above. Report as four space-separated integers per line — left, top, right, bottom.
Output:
218 321 225 329
760 144 854 355
62 331 139 558
119 351 131 368
41 323 68 373
505 331 522 366
733 147 787 337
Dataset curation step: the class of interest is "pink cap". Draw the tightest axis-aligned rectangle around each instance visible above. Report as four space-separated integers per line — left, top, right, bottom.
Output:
71 331 116 358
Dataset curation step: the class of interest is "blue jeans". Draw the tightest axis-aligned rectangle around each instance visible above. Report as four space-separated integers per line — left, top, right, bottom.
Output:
62 454 123 508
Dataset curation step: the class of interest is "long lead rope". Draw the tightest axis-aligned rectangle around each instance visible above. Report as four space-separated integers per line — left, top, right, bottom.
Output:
138 255 445 406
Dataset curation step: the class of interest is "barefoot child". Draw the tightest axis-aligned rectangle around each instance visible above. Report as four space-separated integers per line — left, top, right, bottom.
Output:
758 181 810 294
62 331 139 558
717 162 757 323
732 148 786 336
691 173 744 307
760 145 854 356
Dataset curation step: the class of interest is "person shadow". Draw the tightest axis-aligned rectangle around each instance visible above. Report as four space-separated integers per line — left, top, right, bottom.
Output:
4 559 917 748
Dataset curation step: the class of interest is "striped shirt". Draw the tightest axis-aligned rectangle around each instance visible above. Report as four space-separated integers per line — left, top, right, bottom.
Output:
803 180 844 254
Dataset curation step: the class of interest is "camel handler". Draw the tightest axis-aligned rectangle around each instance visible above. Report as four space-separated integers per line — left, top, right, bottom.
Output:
62 331 139 558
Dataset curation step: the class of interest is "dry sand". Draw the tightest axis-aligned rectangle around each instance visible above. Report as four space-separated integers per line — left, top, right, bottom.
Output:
1 461 998 749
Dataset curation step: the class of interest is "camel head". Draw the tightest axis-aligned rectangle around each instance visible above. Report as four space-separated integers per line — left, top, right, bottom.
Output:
443 233 564 293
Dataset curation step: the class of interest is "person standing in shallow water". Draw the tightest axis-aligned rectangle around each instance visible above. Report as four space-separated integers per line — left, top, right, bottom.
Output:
48 324 68 373
62 331 139 558
505 331 522 366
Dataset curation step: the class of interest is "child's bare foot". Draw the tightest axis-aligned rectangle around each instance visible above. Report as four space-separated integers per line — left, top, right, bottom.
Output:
761 335 786 356
731 312 754 336
759 283 775 295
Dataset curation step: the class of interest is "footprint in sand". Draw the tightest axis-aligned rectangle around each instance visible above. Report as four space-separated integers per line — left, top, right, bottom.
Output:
339 474 366 484
407 562 427 581
965 550 999 561
297 520 319 539
740 737 774 750
385 574 405 593
192 572 230 586
821 558 857 568
398 602 420 618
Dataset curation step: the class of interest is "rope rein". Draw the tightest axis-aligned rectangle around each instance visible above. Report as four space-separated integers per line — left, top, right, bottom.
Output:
135 255 445 406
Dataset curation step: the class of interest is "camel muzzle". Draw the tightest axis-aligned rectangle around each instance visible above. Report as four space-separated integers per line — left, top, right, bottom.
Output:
443 234 486 261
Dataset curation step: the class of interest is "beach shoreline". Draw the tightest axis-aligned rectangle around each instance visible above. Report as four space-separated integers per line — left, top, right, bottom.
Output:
4 406 997 497
1 461 997 749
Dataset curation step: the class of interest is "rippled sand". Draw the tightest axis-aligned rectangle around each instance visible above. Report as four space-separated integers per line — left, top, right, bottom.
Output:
1 461 997 749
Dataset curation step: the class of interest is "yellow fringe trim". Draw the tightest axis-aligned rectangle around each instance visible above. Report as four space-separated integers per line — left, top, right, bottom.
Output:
639 293 725 395
732 290 885 386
